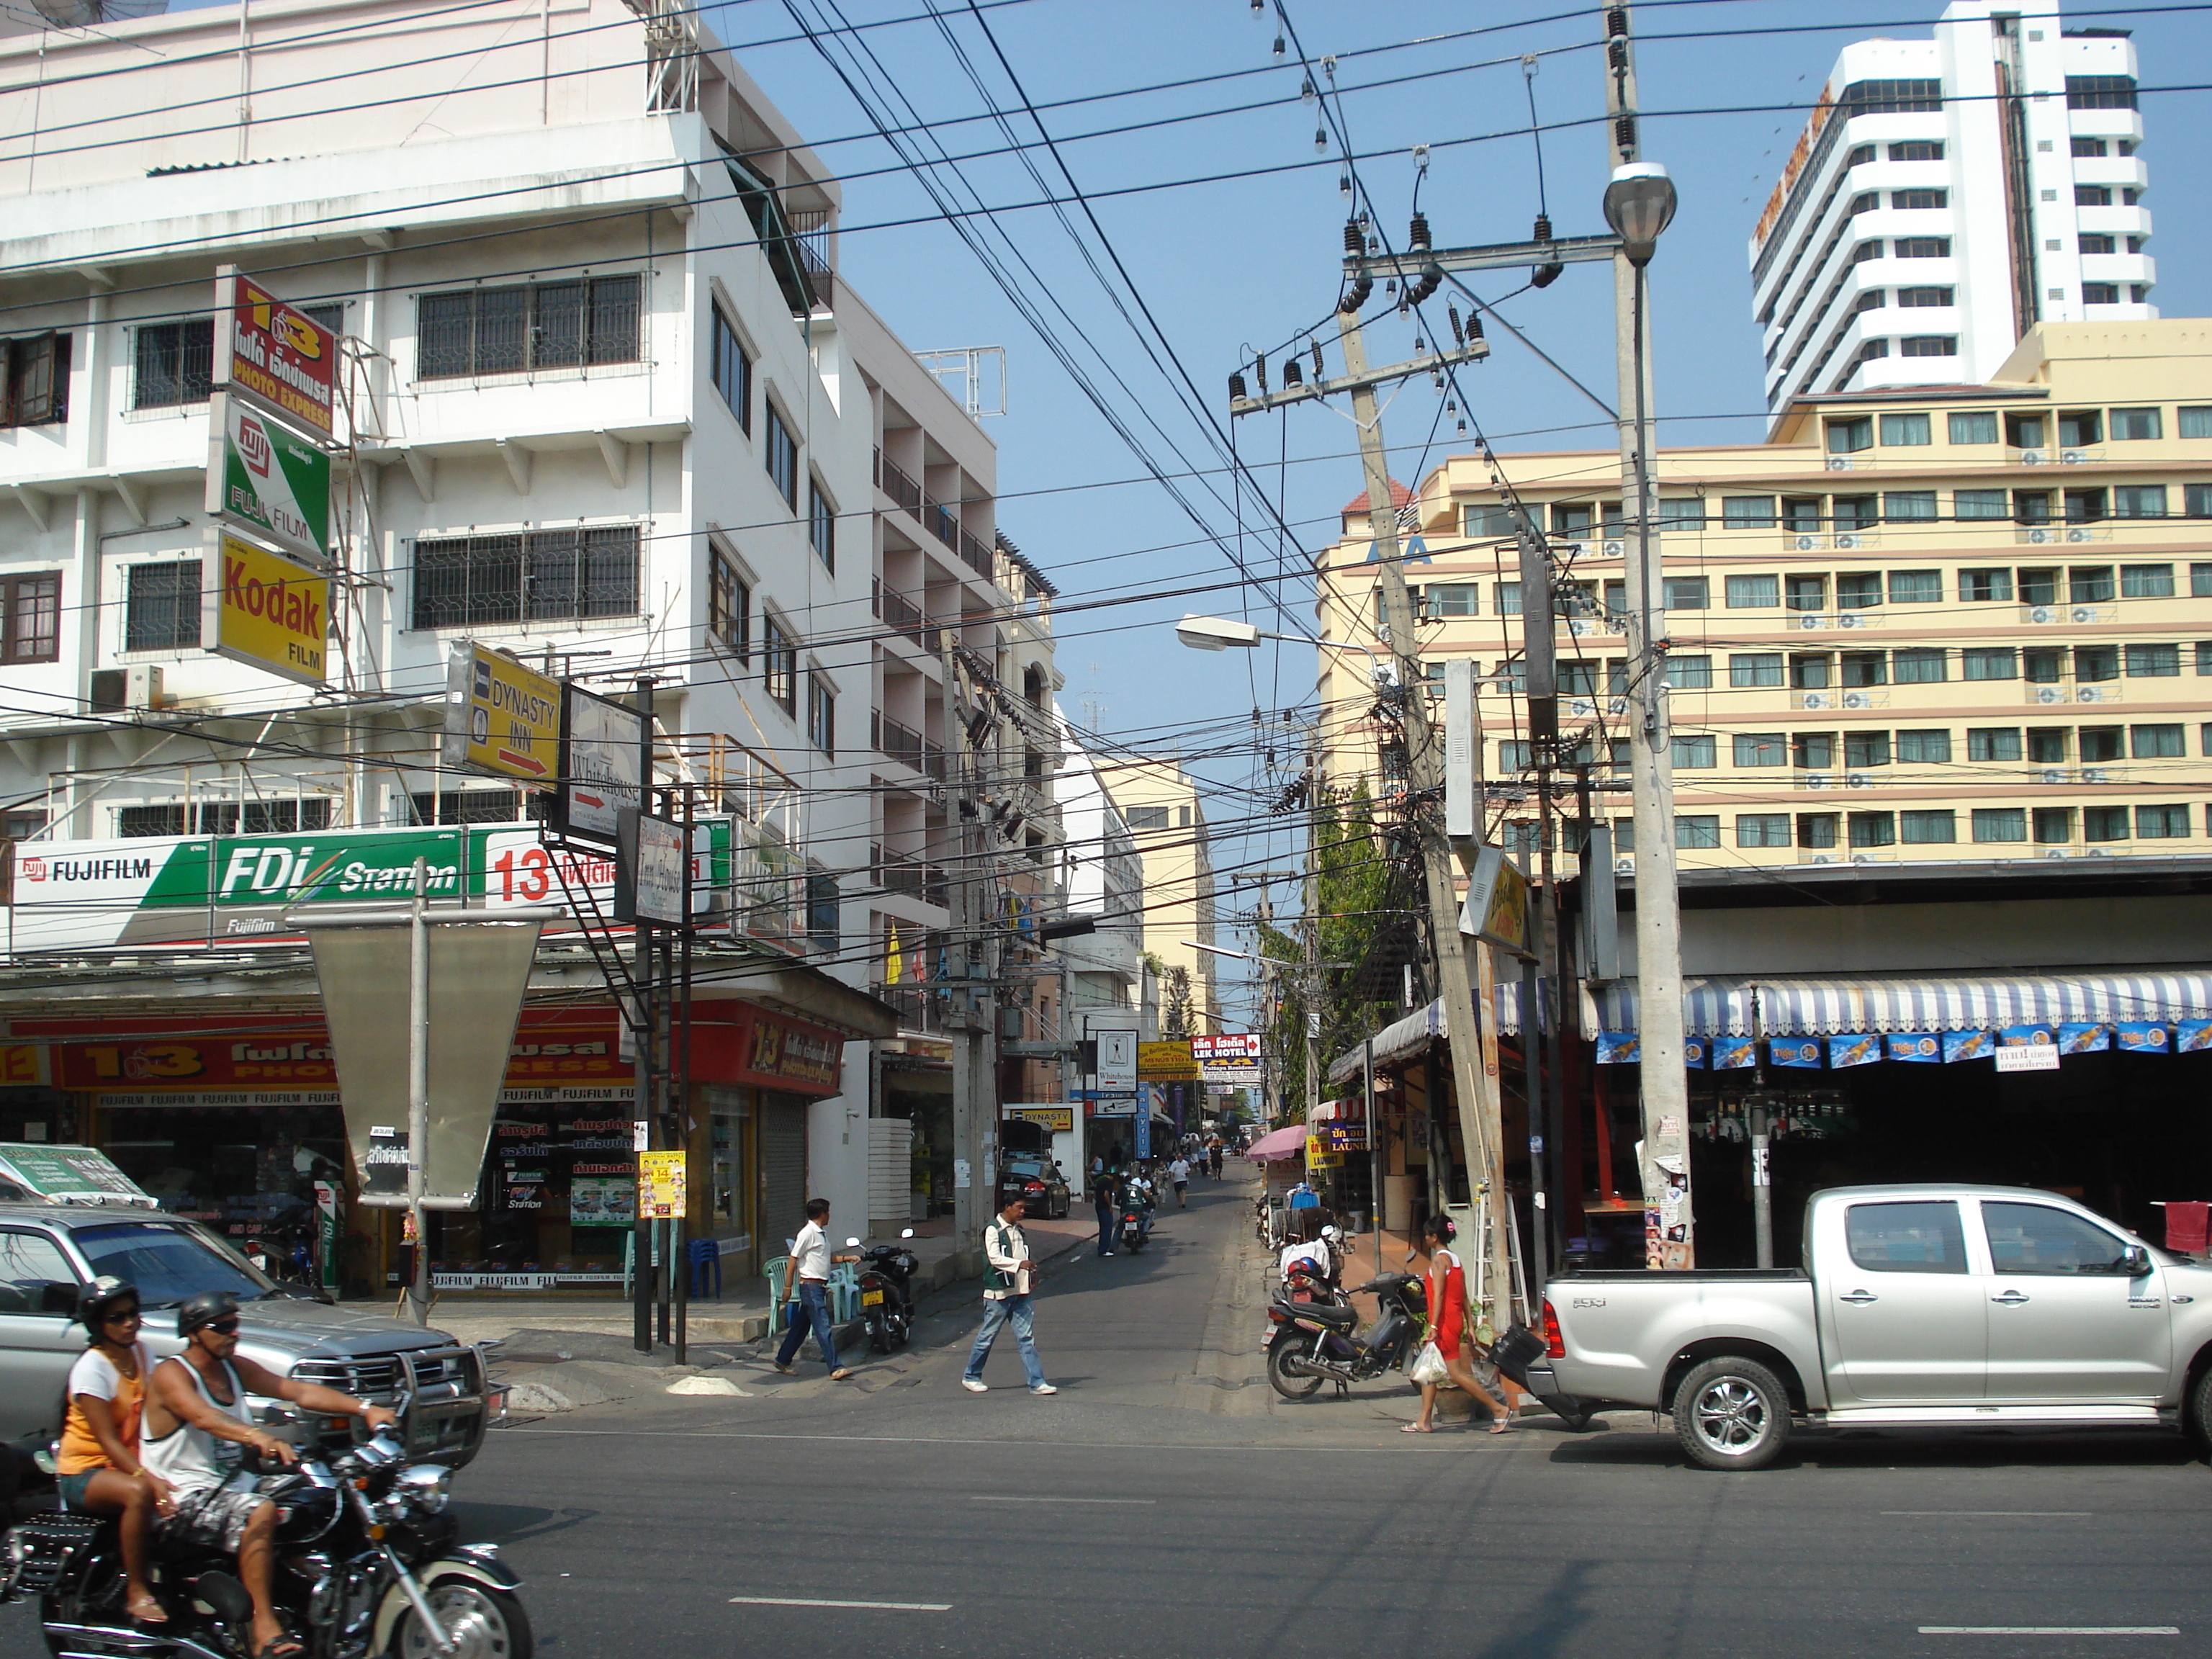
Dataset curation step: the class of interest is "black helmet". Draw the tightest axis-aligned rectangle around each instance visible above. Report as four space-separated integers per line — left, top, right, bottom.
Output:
78 1276 140 1331
177 1290 241 1337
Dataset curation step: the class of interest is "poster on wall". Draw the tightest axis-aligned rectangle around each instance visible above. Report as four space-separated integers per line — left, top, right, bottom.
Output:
568 1177 637 1227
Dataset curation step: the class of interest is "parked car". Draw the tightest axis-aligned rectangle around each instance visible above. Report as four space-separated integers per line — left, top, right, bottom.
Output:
1511 1183 2212 1471
997 1155 1071 1219
0 1200 497 1468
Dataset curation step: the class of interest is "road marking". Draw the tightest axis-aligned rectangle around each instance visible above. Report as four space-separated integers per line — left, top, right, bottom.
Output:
969 1496 1156 1505
1884 1511 2092 1517
730 1596 952 1611
1918 1629 2178 1637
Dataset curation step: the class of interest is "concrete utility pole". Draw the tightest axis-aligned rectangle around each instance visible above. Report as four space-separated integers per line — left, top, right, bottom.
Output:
940 629 994 1265
1601 1 1695 1267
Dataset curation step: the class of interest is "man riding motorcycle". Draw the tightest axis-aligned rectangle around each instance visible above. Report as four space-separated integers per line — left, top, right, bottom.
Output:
1120 1166 1157 1245
145 1290 397 1659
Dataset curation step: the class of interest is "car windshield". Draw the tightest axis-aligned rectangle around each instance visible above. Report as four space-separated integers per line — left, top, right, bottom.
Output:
1004 1159 1050 1180
69 1221 275 1308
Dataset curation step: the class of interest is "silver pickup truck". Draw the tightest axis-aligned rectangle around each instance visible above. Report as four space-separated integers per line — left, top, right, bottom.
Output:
1520 1183 2212 1471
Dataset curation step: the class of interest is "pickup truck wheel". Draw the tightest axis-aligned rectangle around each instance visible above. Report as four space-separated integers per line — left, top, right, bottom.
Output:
2188 1364 2212 1460
1673 1356 1790 1472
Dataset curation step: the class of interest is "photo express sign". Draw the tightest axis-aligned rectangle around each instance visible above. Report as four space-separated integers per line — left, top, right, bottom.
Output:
215 268 337 437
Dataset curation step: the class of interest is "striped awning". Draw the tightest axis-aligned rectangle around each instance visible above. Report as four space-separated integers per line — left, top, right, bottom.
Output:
1324 999 1444 1087
1589 970 2212 1038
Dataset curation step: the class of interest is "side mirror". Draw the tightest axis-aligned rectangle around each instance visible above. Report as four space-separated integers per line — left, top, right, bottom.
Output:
2120 1244 2153 1277
39 1281 81 1317
845 1237 862 1249
900 1229 915 1239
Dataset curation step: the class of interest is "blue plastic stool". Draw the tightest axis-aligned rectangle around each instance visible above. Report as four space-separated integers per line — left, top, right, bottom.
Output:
688 1238 722 1300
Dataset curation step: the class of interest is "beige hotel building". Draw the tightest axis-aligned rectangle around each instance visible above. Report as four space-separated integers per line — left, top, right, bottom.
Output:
1316 320 2212 871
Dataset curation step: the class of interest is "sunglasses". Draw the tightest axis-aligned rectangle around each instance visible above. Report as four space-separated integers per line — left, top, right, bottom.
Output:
203 1318 240 1336
100 1308 141 1325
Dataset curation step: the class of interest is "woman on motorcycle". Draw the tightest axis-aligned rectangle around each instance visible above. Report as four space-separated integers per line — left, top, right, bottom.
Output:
1402 1213 1512 1436
56 1276 172 1628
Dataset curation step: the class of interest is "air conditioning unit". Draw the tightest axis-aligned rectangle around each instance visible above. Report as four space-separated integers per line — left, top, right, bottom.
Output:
88 666 163 714
2060 449 2090 464
1797 691 1835 710
2081 766 2116 783
2031 686 2069 704
1804 854 1838 866
2025 605 2059 624
2021 527 2057 545
2064 527 2097 543
2075 686 2116 703
1833 533 1865 550
1614 857 1635 874
1845 771 1874 788
1801 772 1832 790
2016 449 2046 465
1791 534 1821 552
2044 848 2069 860
1601 539 1625 558
1840 690 1876 709
2038 768 2071 786
1825 457 1856 470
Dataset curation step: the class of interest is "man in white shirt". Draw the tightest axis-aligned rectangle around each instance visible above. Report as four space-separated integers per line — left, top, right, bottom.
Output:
1168 1156 1191 1208
775 1197 859 1379
960 1197 1056 1395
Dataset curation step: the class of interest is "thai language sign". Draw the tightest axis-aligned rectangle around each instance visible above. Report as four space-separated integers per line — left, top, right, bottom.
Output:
215 267 338 436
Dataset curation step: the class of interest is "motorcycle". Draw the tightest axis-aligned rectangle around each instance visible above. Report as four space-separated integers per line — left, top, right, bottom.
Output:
1264 1271 1428 1401
1118 1190 1155 1254
4 1422 529 1659
845 1230 920 1352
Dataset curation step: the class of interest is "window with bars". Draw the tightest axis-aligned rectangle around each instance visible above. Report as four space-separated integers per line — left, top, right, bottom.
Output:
115 798 332 839
1 333 71 428
809 477 836 570
132 318 214 409
709 544 750 660
408 789 544 826
765 404 799 508
416 276 640 379
411 526 641 629
2 573 60 664
124 561 202 651
711 306 751 430
763 613 796 712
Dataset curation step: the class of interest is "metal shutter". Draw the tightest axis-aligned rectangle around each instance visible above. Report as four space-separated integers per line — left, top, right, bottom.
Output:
761 1097 809 1253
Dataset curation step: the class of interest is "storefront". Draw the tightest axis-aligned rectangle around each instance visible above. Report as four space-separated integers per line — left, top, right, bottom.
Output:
883 1040 953 1218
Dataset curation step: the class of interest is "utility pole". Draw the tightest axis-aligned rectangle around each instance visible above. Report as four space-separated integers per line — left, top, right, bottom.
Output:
632 676 659 1353
1602 1 1694 1267
940 629 987 1262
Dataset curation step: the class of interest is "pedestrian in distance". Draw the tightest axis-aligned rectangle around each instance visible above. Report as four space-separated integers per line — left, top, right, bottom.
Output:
961 1196 1056 1395
1168 1154 1190 1208
775 1197 860 1380
1403 1212 1511 1435
1093 1159 1120 1256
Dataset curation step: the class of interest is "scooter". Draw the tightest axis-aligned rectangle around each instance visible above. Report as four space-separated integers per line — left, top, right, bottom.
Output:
845 1230 920 1352
1263 1271 1428 1401
1119 1200 1151 1254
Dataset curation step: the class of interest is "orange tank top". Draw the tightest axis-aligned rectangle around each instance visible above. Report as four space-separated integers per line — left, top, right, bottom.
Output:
58 1344 148 1477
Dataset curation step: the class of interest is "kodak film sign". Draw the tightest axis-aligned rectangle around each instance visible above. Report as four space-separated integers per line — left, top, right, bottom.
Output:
204 531 328 687
207 393 331 565
214 266 337 436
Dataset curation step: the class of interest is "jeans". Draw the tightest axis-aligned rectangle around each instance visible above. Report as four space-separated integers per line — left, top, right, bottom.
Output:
776 1280 841 1372
963 1293 1045 1388
1095 1200 1117 1253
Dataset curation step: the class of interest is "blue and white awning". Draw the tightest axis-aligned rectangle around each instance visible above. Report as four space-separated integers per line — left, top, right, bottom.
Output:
1588 970 2212 1038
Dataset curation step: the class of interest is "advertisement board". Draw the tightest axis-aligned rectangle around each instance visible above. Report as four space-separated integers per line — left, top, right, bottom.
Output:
474 823 727 924
554 684 644 847
204 531 328 688
215 267 338 436
1138 1041 1200 1081
1458 845 1532 955
1097 1030 1137 1089
638 1149 687 1218
1189 1034 1262 1064
619 811 687 926
442 643 560 784
207 394 330 565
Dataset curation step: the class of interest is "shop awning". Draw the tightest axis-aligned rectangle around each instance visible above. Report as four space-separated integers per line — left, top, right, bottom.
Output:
1242 1124 1308 1161
1589 968 2212 1037
1323 999 1443 1087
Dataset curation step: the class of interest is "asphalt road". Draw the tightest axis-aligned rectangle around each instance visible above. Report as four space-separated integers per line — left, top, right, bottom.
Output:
9 1172 2211 1657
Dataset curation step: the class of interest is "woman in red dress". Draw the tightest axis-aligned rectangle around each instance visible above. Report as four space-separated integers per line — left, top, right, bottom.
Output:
1403 1212 1512 1434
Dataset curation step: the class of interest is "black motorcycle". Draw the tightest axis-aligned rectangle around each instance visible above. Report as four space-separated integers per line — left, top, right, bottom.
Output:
846 1230 920 1352
1119 1197 1153 1254
4 1423 529 1659
1264 1271 1427 1401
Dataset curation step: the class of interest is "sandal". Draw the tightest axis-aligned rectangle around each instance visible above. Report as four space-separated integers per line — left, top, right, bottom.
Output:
257 1637 306 1659
1488 1416 1513 1434
830 1368 854 1381
127 1596 169 1629
1399 1421 1433 1434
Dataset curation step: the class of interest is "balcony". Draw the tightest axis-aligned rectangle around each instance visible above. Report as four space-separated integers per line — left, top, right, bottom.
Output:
873 579 930 651
874 848 949 907
871 711 945 780
876 450 923 514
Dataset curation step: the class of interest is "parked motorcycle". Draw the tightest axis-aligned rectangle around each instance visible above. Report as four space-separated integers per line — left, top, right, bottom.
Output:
4 1422 529 1658
845 1230 920 1352
1264 1271 1427 1401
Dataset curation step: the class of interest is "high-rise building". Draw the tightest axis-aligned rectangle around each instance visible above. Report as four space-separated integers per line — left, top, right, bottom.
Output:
1753 0 2153 413
1101 755 1221 1035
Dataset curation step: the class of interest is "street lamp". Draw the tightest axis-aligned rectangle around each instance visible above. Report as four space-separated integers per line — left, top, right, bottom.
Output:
1606 158 1694 1265
1601 161 1677 267
1174 614 1388 678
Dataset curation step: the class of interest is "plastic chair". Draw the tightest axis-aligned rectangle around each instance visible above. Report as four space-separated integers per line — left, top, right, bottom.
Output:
762 1256 791 1334
827 1262 859 1322
688 1238 721 1300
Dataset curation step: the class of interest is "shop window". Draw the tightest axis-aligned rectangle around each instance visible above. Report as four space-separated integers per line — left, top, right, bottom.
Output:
413 527 640 629
1734 733 1787 767
418 276 641 379
1663 656 1712 690
1722 496 1776 529
1884 492 1937 521
124 561 202 652
2131 724 2184 759
1843 731 1891 768
1792 733 1834 770
1972 808 2027 843
1959 568 2013 602
710 307 752 431
1900 809 1956 844
1674 815 1719 850
1955 491 2009 521
1671 734 1717 768
2084 806 2131 842
1948 411 1997 444
1896 729 1951 763
1797 812 1838 849
1725 575 1778 609
709 545 751 660
132 318 214 409
1840 651 1887 688
2074 645 2119 683
1835 572 1882 609
1967 728 2021 761
2034 806 2075 845
1892 648 1946 684
1 572 60 664
1848 811 1897 848
2126 644 2179 678
1 333 71 428
1730 653 1783 688
1662 577 1708 611
1736 814 1790 848
1961 647 2017 681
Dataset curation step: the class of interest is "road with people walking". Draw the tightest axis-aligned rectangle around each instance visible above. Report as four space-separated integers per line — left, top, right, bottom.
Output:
13 1166 2207 1658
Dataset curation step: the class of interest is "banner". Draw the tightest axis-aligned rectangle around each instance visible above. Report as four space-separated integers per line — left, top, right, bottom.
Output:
215 267 338 436
1457 844 1531 954
204 531 328 687
1943 1029 1995 1063
1827 1033 1881 1069
2059 1022 2110 1054
1682 1038 1708 1069
1138 1040 1200 1080
1769 1037 1822 1069
2116 1022 2171 1052
207 395 330 565
442 642 560 784
1885 1033 1941 1064
1712 1035 1757 1070
2179 1020 2212 1053
1595 1030 1640 1065
1004 1106 1075 1133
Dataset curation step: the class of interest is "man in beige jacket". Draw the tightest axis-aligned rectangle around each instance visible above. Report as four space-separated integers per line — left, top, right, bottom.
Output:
959 1197 1056 1395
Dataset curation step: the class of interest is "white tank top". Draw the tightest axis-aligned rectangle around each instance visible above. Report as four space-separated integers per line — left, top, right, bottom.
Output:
141 1357 251 1495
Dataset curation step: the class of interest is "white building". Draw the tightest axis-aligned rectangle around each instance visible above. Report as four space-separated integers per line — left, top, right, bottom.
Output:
1751 0 2154 412
0 0 1050 1287
1054 727 1148 1032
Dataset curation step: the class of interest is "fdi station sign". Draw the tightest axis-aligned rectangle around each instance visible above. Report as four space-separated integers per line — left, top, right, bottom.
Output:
214 266 338 438
442 642 561 785
204 531 328 687
206 393 330 565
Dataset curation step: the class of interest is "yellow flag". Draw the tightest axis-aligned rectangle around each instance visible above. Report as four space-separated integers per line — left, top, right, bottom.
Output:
885 925 903 987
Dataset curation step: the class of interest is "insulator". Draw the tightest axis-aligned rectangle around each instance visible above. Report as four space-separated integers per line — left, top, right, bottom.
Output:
1408 212 1431 251
1340 273 1372 315
1313 127 1328 153
1465 310 1485 341
1447 305 1465 345
1282 356 1303 387
1254 356 1269 393
1310 341 1324 379
1533 213 1553 243
1408 263 1444 305
1229 372 1249 401
1608 38 1628 71
1343 219 1364 255
1272 32 1285 55
1606 7 1628 40
1615 114 1637 153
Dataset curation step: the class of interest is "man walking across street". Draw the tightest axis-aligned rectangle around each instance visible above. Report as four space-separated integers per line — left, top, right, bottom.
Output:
1168 1154 1190 1208
961 1197 1056 1395
775 1197 858 1380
